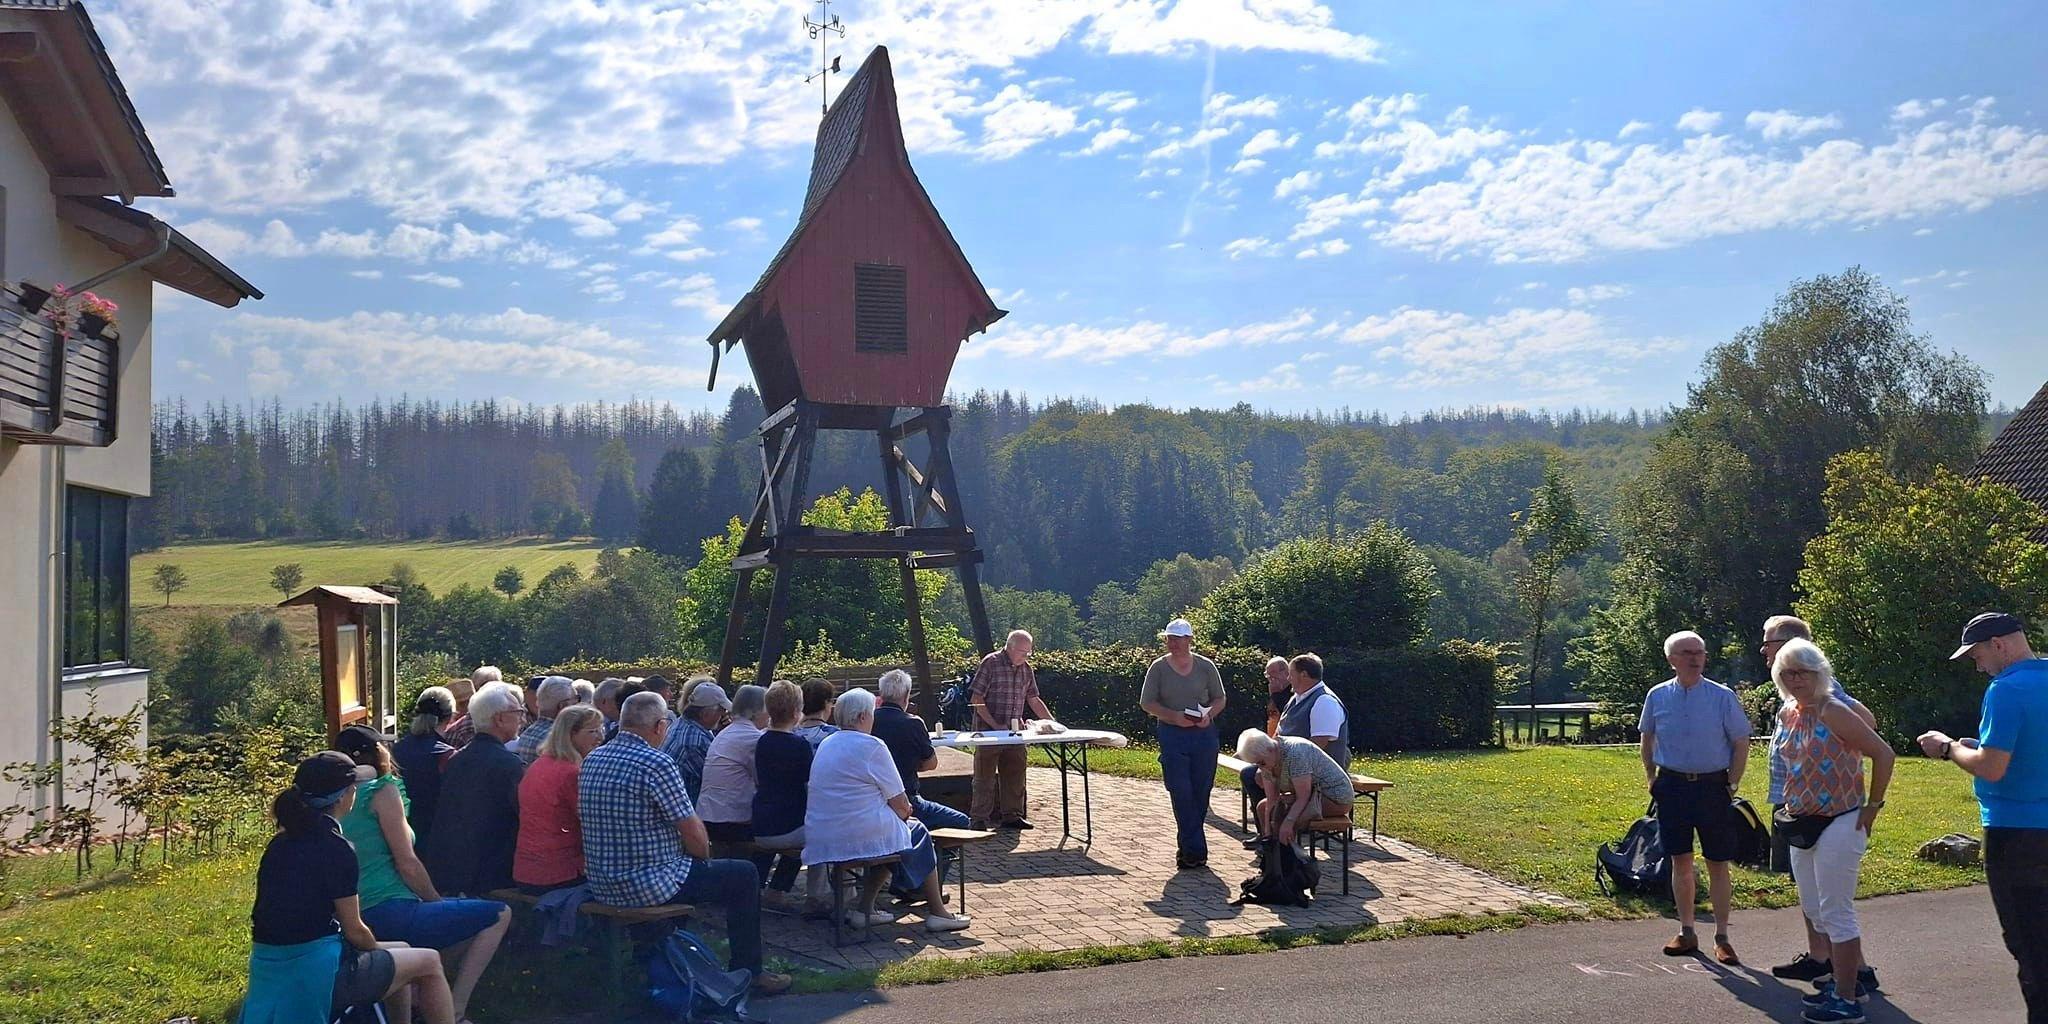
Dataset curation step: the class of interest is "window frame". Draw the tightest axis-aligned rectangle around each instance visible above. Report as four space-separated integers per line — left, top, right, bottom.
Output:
62 486 130 670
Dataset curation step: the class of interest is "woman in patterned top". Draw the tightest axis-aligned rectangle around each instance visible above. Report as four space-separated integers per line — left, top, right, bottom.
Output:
1772 638 1895 1024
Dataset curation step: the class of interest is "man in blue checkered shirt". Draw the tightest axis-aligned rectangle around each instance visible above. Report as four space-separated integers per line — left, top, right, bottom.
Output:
578 692 791 996
514 676 575 764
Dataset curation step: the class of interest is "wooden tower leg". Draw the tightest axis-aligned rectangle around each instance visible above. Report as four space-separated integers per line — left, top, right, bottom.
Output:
753 404 817 688
754 551 798 688
925 413 996 656
877 425 935 717
714 567 757 687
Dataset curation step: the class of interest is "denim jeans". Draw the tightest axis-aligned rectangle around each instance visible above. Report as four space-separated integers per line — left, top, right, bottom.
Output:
1156 723 1219 859
1987 827 2048 1023
670 858 762 974
912 796 971 885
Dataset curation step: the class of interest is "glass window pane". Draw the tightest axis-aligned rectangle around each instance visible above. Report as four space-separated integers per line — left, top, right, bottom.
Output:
99 494 127 663
65 488 99 666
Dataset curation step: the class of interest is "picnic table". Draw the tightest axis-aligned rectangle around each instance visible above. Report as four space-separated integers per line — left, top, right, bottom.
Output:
932 727 1128 846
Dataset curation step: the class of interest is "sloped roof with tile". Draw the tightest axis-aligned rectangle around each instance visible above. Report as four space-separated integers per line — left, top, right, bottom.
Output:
707 46 1004 356
1973 380 2048 540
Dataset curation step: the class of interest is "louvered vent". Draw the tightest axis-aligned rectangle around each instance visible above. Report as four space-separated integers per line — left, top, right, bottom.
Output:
854 263 908 354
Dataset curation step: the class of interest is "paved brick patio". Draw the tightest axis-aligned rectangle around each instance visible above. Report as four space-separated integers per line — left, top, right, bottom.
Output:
761 762 1577 972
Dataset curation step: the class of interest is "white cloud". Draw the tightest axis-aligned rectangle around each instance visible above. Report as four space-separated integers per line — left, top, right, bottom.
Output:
1205 92 1282 124
1147 126 1233 161
1337 94 1420 130
975 84 1081 159
1371 100 2048 263
348 270 383 280
976 309 1319 362
1086 6 1379 63
1912 227 1935 236
1901 268 1971 288
1565 283 1630 305
1288 190 1380 239
1210 362 1304 393
1745 109 1843 140
667 273 726 319
1295 238 1350 258
1223 236 1279 259
636 216 714 261
407 272 463 289
724 217 763 233
1230 157 1267 174
1618 120 1652 139
1676 109 1724 133
1892 98 1946 122
1240 128 1299 159
1335 305 1681 388
1077 125 1139 155
1093 90 1140 113
1274 169 1322 198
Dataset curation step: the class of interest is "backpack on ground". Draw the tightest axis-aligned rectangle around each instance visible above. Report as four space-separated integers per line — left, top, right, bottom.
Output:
1728 796 1771 870
1594 802 1670 897
1232 837 1320 906
646 929 751 1022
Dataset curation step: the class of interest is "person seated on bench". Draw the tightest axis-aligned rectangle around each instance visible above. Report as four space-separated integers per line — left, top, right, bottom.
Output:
515 704 605 895
872 669 973 885
579 692 792 996
244 751 455 1024
1239 653 1350 844
805 688 972 933
699 684 772 873
336 725 510 1024
752 681 821 910
664 679 727 800
1237 730 1355 846
421 681 527 897
795 678 841 750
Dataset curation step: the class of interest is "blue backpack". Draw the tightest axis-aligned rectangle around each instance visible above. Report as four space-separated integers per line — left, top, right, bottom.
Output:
646 929 752 1022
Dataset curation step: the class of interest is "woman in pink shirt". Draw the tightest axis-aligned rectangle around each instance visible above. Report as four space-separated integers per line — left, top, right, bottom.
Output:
514 705 605 892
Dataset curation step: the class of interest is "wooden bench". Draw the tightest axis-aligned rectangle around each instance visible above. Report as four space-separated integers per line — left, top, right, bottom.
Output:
929 827 996 912
489 888 693 1011
825 854 904 947
1220 751 1393 842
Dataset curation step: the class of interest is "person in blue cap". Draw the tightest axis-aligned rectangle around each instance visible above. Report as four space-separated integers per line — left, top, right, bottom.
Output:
1918 611 2047 1023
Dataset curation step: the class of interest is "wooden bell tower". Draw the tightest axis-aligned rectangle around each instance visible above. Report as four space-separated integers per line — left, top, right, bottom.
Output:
704 46 1006 695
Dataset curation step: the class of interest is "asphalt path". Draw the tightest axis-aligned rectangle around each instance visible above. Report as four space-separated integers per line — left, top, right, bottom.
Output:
760 887 2021 1024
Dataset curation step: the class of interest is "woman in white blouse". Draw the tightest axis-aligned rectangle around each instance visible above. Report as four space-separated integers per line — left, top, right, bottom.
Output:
803 688 971 932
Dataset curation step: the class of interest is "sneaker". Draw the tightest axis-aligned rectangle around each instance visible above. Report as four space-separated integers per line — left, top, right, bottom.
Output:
1772 953 1832 983
1804 981 1869 1007
842 909 898 929
924 912 972 933
751 972 794 997
1852 965 1880 993
1004 819 1035 830
1662 932 1699 956
1801 993 1865 1024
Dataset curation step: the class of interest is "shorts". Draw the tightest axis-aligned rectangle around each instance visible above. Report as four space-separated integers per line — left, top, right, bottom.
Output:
360 897 506 950
331 946 396 1016
1653 770 1737 862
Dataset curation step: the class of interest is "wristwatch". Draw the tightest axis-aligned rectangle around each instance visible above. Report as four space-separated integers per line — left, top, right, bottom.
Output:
1941 740 1954 760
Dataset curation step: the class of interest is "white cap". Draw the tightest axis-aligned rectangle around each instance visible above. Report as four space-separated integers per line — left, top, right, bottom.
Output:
1159 617 1194 638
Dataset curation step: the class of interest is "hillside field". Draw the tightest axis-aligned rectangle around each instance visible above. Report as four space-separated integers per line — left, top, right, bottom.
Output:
131 537 608 607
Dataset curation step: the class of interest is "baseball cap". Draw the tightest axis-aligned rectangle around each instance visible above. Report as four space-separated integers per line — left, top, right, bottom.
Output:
334 723 394 763
1951 612 2025 660
686 682 733 710
1158 617 1195 638
294 750 360 800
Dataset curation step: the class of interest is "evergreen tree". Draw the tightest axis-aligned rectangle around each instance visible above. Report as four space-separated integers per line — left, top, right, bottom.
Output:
591 438 639 543
638 447 708 558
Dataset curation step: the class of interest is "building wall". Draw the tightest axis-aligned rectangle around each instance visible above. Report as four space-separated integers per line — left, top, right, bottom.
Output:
0 94 154 824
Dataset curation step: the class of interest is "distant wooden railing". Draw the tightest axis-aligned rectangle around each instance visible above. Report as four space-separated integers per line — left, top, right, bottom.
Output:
0 281 119 447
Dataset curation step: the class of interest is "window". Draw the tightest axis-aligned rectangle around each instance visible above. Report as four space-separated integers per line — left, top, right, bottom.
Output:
854 262 907 354
64 487 129 668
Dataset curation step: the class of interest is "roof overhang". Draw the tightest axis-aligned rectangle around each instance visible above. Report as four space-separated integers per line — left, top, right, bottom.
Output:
0 3 171 201
58 196 262 307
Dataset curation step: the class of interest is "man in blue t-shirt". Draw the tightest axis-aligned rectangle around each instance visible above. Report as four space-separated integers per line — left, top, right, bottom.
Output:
1918 611 2048 1023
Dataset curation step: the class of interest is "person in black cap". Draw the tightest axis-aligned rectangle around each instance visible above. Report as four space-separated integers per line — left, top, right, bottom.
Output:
242 751 454 1024
1918 611 2048 1022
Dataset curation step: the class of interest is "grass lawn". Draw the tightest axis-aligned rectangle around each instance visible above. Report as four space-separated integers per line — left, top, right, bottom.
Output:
132 537 608 607
1087 743 1986 914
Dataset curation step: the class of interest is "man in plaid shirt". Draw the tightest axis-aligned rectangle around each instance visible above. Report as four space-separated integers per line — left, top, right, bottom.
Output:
970 630 1055 829
578 692 791 995
513 676 575 764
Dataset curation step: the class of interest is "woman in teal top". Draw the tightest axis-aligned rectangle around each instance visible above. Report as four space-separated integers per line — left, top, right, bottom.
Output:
336 725 510 1024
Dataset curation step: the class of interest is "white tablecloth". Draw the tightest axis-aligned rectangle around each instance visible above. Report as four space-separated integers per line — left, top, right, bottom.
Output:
932 728 1129 750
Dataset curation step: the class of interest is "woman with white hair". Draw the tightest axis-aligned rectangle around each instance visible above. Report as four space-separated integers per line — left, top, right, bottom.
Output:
1771 637 1894 1023
698 683 770 859
1236 728 1354 846
804 687 971 933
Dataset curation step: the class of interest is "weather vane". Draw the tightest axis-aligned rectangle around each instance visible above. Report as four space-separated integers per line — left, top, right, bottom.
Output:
803 0 846 116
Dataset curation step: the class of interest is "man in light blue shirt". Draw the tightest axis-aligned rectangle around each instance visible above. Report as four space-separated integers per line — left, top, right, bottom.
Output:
1640 629 1751 965
1919 612 2048 1023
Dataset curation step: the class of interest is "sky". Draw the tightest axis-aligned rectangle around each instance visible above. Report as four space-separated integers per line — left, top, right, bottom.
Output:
103 0 2048 418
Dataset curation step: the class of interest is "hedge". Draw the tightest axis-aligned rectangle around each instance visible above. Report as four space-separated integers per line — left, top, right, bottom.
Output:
542 640 1502 752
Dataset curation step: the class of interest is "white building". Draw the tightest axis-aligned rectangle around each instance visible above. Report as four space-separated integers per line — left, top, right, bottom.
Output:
0 0 259 821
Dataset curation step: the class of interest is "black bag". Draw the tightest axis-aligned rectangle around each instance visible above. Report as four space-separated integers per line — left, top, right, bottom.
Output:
1595 802 1671 896
1729 796 1771 868
1233 838 1319 906
1772 805 1852 850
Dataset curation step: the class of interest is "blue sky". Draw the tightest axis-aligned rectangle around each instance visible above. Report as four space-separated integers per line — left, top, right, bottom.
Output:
107 0 2047 416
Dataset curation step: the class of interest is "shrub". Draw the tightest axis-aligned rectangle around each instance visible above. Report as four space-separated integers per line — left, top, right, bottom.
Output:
1194 525 1438 653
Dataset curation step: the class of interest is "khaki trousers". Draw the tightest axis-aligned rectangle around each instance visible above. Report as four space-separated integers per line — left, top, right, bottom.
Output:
971 744 1029 824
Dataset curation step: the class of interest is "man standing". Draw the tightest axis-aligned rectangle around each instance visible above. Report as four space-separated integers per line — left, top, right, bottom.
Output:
1918 612 2048 1023
1139 619 1226 870
1761 615 1880 993
513 676 575 765
970 630 1053 830
1238 653 1348 832
579 692 790 996
1640 630 1751 965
